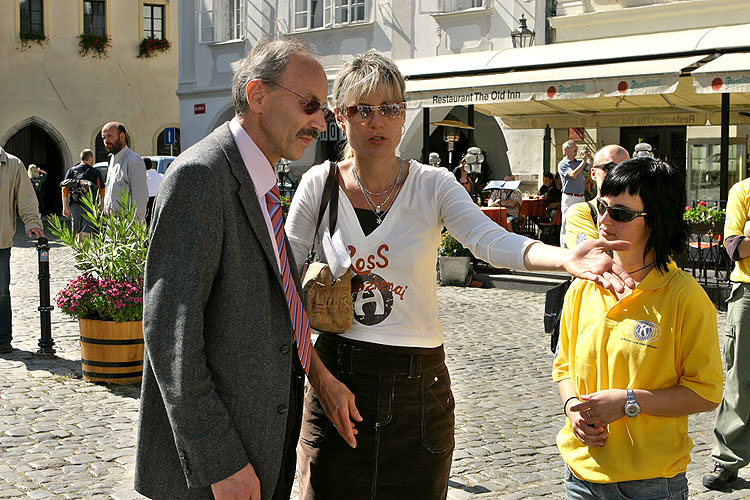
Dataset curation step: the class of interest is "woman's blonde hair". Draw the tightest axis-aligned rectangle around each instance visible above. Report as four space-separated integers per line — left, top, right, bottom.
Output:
333 50 406 159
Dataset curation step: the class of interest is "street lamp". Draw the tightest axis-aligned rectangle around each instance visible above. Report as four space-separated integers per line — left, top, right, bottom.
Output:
511 14 535 48
428 152 441 167
275 158 291 196
463 146 484 204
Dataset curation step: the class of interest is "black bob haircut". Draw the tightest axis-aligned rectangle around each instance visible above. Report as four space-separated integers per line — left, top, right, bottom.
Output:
599 157 690 274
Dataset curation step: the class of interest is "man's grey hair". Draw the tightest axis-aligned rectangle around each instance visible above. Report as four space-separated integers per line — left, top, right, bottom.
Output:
80 149 93 162
562 140 576 152
231 35 314 117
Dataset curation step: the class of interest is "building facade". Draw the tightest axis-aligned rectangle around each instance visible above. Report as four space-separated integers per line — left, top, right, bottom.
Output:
1 0 179 214
178 0 750 202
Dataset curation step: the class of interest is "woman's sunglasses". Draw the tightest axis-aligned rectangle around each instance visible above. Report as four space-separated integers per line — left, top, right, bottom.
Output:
270 82 333 120
596 198 647 223
339 103 406 122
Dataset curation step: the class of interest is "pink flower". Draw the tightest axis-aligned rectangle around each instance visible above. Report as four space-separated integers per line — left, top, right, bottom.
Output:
685 206 691 211
699 201 706 206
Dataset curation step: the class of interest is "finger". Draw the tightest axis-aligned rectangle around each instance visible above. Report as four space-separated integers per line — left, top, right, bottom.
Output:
349 399 363 423
609 262 636 289
569 402 591 412
598 239 631 252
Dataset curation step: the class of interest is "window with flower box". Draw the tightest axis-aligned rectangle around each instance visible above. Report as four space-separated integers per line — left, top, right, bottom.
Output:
83 0 106 36
20 0 44 35
143 4 165 39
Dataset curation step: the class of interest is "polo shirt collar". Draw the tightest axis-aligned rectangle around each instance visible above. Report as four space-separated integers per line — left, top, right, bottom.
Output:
634 260 679 291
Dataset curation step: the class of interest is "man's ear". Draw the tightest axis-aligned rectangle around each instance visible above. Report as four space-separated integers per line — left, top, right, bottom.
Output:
245 79 265 113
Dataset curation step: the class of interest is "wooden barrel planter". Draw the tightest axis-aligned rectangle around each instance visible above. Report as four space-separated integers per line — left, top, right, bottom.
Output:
79 318 144 385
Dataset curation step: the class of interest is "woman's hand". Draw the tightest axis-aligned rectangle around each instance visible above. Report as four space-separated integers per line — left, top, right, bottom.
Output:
564 239 635 293
571 389 627 427
566 401 608 448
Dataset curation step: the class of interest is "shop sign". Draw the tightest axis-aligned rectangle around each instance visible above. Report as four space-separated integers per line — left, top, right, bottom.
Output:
410 86 531 108
319 121 345 142
694 73 750 94
597 113 706 128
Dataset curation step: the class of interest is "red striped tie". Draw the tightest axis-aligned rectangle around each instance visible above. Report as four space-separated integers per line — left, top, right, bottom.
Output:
265 186 312 374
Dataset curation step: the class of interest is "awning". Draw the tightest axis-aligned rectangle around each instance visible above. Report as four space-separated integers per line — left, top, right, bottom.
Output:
406 56 705 108
693 52 750 94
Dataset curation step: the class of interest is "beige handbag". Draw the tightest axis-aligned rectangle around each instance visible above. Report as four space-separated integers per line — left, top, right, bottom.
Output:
301 162 353 334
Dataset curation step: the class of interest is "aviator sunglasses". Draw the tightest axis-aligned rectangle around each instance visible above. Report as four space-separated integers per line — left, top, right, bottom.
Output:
270 82 333 120
596 198 647 223
339 102 406 122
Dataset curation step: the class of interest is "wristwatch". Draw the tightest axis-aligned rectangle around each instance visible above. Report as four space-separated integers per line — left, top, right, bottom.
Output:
624 388 640 418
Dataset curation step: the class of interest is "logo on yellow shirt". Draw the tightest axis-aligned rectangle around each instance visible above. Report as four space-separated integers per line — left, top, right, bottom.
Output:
630 320 662 343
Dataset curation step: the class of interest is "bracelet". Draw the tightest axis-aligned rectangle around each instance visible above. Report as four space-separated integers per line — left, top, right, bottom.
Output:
563 396 579 416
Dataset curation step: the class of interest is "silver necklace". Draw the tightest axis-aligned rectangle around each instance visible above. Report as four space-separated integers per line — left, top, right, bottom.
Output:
353 159 405 224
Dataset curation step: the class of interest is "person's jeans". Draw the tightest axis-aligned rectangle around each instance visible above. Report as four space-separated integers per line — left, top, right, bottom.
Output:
0 248 11 343
565 465 688 500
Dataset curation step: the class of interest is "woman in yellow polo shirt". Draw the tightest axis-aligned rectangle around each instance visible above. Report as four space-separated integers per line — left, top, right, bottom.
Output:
553 157 724 499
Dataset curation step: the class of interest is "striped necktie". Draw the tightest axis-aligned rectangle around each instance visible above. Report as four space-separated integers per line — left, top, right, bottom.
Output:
265 186 312 374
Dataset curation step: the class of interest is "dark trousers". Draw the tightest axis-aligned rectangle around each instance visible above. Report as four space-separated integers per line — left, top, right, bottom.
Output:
298 336 454 500
0 248 10 343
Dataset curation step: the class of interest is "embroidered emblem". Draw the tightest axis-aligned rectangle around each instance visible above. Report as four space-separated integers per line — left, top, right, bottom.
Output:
629 320 662 343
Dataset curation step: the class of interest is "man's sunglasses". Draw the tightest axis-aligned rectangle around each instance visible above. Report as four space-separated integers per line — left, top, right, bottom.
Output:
270 82 333 120
596 198 647 223
339 102 406 122
593 161 617 173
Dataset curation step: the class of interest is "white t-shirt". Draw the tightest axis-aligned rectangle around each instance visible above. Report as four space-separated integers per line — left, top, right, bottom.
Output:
286 160 536 348
146 170 163 198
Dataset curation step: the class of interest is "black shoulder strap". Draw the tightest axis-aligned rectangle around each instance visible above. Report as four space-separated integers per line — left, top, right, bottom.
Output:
588 201 597 223
307 162 339 263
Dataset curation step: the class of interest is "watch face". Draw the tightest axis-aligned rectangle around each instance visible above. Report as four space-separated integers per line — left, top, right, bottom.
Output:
625 403 640 417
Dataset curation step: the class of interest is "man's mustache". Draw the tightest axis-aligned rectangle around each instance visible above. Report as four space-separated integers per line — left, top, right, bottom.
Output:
297 129 319 139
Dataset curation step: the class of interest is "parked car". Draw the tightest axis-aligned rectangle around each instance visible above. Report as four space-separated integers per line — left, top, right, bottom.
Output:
143 155 176 175
94 161 108 180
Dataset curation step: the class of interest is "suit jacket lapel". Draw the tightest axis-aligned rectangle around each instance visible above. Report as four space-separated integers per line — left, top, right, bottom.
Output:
212 123 284 288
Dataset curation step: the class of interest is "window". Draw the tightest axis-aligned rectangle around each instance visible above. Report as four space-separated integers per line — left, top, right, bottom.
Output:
439 0 483 13
222 0 243 40
198 0 242 43
83 0 106 36
143 4 164 39
20 0 43 34
294 0 368 30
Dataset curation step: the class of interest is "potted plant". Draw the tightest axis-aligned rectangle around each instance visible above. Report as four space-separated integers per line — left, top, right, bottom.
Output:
78 33 110 58
137 37 171 58
684 201 726 236
49 191 148 385
19 30 47 50
437 231 473 285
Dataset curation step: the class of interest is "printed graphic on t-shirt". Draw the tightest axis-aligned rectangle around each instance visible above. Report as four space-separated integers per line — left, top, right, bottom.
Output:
348 243 408 326
621 319 662 349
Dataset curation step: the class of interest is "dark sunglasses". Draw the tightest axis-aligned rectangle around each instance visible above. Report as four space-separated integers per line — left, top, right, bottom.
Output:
270 82 332 120
596 198 647 223
593 161 617 173
339 102 406 122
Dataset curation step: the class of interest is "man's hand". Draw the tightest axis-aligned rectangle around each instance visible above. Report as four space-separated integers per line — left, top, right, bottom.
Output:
315 374 362 448
564 238 635 293
211 463 260 500
27 228 44 239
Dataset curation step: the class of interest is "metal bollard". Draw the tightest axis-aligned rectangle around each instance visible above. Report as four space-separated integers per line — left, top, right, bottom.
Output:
35 237 56 358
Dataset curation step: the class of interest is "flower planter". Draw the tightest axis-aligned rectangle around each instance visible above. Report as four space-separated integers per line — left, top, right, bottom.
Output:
690 222 724 237
438 256 471 285
79 318 144 385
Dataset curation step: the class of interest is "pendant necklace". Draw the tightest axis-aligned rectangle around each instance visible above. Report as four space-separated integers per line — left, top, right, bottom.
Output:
353 158 404 224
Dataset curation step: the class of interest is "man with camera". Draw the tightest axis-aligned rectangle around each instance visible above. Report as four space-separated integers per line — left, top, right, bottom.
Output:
558 140 591 247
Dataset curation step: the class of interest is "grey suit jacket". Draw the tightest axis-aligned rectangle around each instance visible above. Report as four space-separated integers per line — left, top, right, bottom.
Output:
134 123 301 499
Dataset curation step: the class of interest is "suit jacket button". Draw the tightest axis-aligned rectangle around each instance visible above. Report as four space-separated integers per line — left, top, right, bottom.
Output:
277 404 287 414
280 344 290 355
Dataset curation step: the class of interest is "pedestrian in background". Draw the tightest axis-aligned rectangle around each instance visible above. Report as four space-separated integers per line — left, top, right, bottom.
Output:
286 49 634 500
143 157 162 227
61 149 104 239
703 176 750 490
554 157 723 499
558 140 591 247
134 35 350 500
100 122 148 219
563 144 629 248
27 163 47 213
0 146 44 353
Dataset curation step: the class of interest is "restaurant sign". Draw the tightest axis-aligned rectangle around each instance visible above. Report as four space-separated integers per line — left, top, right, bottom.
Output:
694 72 750 94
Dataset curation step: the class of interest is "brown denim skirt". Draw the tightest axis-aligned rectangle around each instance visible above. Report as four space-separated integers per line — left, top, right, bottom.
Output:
298 335 455 500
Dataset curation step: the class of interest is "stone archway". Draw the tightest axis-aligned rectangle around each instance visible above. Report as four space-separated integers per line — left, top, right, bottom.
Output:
1 118 70 215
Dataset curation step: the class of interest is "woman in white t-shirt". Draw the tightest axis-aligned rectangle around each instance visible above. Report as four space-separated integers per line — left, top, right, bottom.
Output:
286 50 634 500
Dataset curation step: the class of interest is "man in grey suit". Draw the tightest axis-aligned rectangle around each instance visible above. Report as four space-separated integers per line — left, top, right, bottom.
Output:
134 36 358 500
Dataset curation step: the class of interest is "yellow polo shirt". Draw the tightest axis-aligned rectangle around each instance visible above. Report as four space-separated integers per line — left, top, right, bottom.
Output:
725 178 750 283
552 261 723 483
564 201 598 249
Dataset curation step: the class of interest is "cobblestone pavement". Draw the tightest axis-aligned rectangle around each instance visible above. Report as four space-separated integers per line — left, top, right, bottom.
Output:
1 228 749 499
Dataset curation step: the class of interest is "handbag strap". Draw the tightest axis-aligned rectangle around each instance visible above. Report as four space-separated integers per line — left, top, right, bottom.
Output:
306 162 339 264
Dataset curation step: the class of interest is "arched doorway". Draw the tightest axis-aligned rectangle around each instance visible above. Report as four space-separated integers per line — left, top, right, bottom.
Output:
4 124 65 215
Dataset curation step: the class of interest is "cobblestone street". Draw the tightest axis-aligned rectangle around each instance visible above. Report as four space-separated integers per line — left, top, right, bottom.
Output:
0 230 748 499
